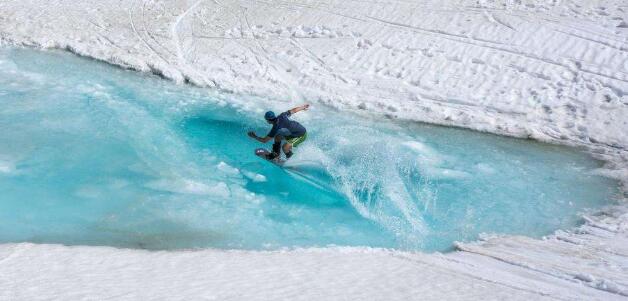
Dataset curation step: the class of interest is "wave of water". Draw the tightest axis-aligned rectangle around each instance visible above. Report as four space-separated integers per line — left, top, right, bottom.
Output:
0 47 619 251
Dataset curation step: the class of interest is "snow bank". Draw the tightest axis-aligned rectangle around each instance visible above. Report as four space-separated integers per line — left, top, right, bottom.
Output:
0 0 627 299
0 242 624 301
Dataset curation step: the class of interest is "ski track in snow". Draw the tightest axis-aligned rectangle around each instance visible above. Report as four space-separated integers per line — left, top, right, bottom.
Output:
0 0 627 300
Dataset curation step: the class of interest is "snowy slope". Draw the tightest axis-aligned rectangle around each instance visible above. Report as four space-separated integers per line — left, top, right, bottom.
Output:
0 0 627 299
0 242 625 301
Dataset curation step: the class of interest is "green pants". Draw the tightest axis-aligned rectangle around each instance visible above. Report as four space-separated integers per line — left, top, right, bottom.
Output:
286 132 307 147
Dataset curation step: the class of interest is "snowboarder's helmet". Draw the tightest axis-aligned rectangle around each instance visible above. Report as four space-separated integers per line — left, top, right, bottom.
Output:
264 111 276 120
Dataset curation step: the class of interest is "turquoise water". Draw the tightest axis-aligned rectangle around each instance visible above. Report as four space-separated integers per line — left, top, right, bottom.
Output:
0 48 619 251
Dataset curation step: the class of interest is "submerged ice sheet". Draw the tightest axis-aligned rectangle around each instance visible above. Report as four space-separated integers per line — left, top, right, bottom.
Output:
0 48 619 251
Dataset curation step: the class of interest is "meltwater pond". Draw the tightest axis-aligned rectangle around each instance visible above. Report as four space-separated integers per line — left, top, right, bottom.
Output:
0 48 619 251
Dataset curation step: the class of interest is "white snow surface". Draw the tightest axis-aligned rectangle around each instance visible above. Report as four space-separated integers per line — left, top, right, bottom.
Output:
1 0 628 299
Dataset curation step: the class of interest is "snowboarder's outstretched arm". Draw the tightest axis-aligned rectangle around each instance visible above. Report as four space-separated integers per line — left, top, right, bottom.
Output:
289 104 310 115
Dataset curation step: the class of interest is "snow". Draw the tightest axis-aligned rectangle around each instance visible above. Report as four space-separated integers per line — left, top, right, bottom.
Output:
242 170 267 182
0 243 624 301
0 0 627 299
145 178 231 197
217 161 240 175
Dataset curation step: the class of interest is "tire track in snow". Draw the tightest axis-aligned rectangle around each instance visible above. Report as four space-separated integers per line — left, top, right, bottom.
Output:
141 0 177 58
456 243 628 298
171 0 218 87
128 0 171 66
289 37 349 84
84 18 131 53
390 253 566 300
236 2 303 100
553 29 628 52
483 10 516 31
285 1 628 84
358 14 628 83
